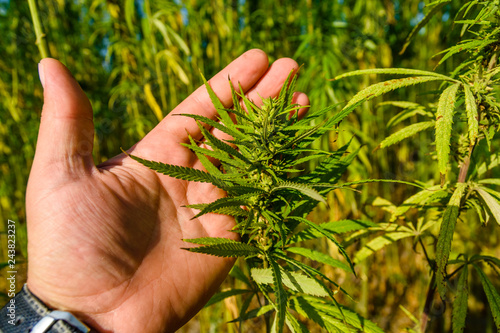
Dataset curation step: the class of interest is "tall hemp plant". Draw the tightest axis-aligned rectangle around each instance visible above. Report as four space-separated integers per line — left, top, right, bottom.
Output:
333 1 500 332
127 72 386 332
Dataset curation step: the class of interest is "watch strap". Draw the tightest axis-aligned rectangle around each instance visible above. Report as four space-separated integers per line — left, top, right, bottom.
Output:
0 285 88 333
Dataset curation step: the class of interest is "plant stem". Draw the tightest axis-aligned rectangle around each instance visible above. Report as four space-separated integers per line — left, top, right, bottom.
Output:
458 146 474 184
27 0 49 59
420 271 436 332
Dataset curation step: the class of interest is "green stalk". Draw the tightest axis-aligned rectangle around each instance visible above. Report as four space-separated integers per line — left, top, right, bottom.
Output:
27 0 49 59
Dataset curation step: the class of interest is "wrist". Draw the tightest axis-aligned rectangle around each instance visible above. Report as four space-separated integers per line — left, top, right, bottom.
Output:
0 284 93 333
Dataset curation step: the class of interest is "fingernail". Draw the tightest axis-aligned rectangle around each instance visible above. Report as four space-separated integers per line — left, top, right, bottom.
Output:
38 62 45 89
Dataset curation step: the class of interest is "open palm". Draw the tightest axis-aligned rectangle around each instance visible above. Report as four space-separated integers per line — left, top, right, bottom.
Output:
25 50 306 333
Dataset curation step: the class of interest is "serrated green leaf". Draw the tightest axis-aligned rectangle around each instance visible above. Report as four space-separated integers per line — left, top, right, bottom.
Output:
126 152 227 188
436 182 468 299
463 84 479 146
332 68 454 82
185 242 260 258
473 264 500 330
181 113 244 139
475 187 500 226
291 220 377 243
288 216 355 275
272 181 325 204
384 104 431 128
287 247 352 273
299 296 385 333
436 39 486 66
267 255 287 333
341 179 425 190
200 71 233 127
297 140 353 185
183 237 240 246
290 297 345 332
335 76 448 125
354 232 413 263
185 135 223 176
199 123 251 164
251 267 329 297
204 289 252 308
274 252 352 298
180 142 242 170
390 185 444 222
190 196 250 219
379 121 435 149
435 83 461 183
281 270 329 297
452 264 469 333
285 311 309 333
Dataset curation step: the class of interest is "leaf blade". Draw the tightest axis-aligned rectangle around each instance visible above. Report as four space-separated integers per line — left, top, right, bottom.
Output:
436 182 468 298
435 83 461 183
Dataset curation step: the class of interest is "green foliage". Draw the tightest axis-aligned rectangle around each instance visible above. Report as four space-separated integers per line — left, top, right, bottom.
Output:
130 74 365 331
333 1 500 331
473 264 500 330
4 0 500 331
435 83 461 182
436 182 467 298
452 263 468 333
378 121 435 149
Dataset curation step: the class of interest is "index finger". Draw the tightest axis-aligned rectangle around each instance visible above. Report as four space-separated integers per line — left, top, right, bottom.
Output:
136 49 270 154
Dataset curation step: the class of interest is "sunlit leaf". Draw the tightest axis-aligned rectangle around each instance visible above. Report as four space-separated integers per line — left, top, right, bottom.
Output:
354 232 413 263
435 83 461 184
335 76 448 125
287 247 352 273
298 296 385 333
475 186 500 226
332 68 454 82
268 255 287 333
288 216 355 275
378 121 435 149
436 182 468 299
271 181 325 204
463 84 479 146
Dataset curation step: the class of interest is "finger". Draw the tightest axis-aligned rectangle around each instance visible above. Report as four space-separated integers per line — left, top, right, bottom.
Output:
291 92 310 119
133 49 270 157
31 58 95 176
244 58 299 107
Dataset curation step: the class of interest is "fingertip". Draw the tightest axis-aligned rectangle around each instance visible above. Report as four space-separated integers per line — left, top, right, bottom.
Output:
292 92 310 119
243 49 269 66
40 58 92 121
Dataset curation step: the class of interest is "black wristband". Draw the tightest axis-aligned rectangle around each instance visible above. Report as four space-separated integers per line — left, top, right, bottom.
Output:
0 285 88 333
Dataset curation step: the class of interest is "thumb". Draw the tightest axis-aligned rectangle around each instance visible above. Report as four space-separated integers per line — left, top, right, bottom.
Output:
32 58 95 176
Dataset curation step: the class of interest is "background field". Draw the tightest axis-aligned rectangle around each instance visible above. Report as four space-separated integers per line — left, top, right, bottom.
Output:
0 1 499 332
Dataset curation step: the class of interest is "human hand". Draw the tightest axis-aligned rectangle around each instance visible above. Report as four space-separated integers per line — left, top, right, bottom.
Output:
26 49 308 333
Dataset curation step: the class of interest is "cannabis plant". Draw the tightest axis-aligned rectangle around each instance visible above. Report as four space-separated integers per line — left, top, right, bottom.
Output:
333 1 500 332
127 73 383 332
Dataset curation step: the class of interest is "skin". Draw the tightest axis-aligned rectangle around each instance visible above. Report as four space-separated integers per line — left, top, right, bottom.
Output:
26 49 309 333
